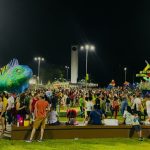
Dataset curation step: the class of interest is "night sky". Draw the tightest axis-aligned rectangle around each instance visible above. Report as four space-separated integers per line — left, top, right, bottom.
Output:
0 0 150 85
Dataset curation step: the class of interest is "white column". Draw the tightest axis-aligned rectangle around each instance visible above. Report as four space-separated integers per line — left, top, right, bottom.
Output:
71 46 78 83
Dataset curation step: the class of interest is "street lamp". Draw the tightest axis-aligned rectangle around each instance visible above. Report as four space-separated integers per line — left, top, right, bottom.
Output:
34 57 44 85
65 66 69 81
80 44 95 91
124 67 127 82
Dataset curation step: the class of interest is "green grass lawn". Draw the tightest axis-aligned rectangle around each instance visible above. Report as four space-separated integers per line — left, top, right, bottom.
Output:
1 107 148 150
0 138 150 150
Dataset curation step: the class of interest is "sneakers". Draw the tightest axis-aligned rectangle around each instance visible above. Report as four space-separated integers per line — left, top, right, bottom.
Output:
37 139 43 142
25 140 33 143
26 139 43 142
138 137 144 141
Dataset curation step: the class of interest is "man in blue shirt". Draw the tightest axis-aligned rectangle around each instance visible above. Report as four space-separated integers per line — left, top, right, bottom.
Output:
88 105 105 125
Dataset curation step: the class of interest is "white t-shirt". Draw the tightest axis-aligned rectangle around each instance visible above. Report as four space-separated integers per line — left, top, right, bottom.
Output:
132 98 141 111
49 110 58 124
86 101 93 111
146 100 150 113
123 110 132 125
7 96 14 110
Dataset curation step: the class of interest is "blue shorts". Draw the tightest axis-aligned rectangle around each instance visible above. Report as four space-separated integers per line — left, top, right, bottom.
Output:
133 125 141 132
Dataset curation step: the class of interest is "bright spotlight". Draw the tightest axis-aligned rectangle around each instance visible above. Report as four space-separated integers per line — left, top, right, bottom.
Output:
85 44 90 50
90 45 95 51
34 57 37 61
80 46 84 50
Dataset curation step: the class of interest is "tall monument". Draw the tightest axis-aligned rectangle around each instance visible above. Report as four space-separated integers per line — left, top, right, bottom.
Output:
71 45 78 83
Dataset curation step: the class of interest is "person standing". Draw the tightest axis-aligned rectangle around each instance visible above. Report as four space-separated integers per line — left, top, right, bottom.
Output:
121 95 128 115
79 95 84 118
132 112 143 141
51 93 58 111
26 93 50 142
29 93 39 122
112 96 120 119
2 92 8 131
7 93 15 125
16 96 26 120
95 94 100 110
85 96 94 117
0 95 5 136
123 106 143 141
123 106 133 125
132 92 142 120
145 94 150 121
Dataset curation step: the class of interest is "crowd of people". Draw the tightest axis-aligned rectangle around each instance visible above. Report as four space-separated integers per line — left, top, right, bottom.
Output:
0 85 150 141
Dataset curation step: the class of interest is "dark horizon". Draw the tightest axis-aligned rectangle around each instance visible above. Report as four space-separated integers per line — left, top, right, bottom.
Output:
0 0 150 86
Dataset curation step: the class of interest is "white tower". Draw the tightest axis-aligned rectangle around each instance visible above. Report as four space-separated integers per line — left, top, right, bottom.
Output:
71 46 78 83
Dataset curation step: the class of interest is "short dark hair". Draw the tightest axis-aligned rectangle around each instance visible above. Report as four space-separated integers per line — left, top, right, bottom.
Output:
145 94 150 98
93 105 97 110
85 97 89 101
89 96 92 101
127 106 133 114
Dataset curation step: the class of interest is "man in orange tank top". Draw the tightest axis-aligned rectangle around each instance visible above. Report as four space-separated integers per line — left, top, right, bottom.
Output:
26 93 50 142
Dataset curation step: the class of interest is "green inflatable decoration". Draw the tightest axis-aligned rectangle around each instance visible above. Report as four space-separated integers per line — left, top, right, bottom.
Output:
0 59 33 93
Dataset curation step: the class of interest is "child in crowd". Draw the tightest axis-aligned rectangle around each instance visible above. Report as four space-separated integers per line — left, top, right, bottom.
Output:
123 106 143 141
132 112 143 141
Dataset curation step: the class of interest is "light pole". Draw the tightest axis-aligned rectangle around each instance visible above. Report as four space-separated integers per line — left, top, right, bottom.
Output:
124 67 127 82
65 66 69 81
80 44 95 91
34 57 44 85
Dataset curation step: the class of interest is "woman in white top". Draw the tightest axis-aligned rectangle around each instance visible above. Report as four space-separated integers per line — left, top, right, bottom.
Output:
85 96 94 117
123 106 133 125
48 107 60 125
